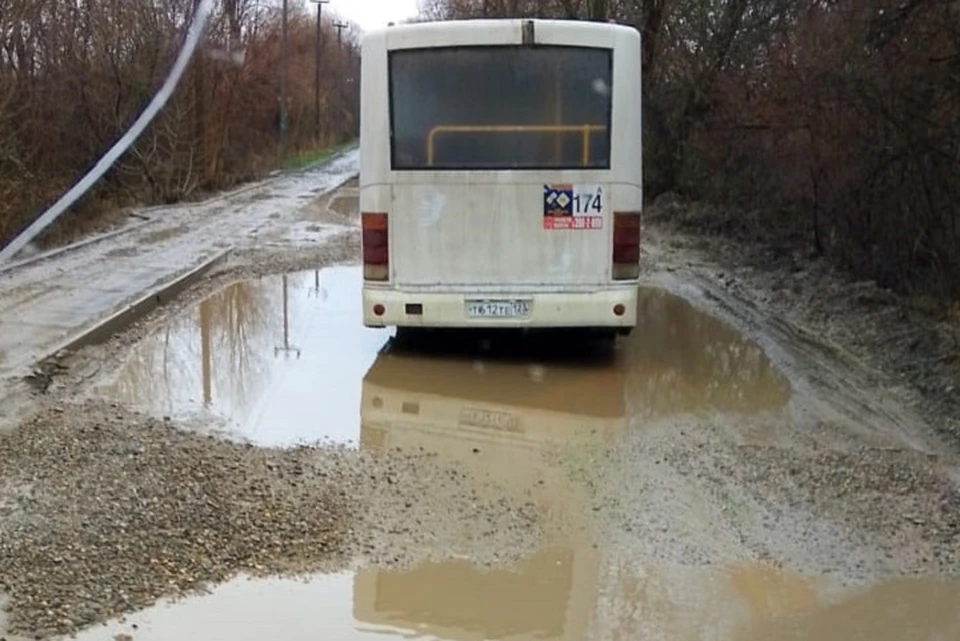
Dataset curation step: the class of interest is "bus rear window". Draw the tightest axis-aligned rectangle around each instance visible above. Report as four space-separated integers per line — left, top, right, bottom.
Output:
388 45 612 171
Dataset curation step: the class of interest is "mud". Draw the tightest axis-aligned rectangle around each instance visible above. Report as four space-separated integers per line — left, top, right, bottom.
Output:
44 261 960 624
94 274 788 447
645 197 960 448
0 149 360 400
326 180 359 218
2 176 960 640
103 247 138 259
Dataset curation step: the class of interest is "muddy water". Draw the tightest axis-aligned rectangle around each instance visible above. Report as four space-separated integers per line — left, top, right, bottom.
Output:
82 277 960 640
628 285 792 418
99 272 790 447
70 562 960 641
96 267 393 446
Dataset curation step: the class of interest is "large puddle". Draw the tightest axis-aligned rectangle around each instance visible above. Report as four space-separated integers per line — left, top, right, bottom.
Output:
79 272 960 640
96 267 393 446
72 560 960 641
98 268 791 447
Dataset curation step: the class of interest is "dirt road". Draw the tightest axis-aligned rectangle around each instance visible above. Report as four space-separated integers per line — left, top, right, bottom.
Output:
0 159 958 640
0 148 360 388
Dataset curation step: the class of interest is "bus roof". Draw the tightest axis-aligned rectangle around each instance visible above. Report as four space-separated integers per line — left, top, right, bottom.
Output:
362 18 639 47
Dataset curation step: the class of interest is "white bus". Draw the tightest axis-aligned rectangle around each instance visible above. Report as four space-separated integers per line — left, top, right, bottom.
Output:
359 18 642 337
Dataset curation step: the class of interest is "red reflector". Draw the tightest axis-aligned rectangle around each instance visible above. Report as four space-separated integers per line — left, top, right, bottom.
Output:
362 239 388 265
362 212 388 231
373 304 385 316
613 243 640 263
362 213 389 279
613 211 641 280
613 212 641 243
613 224 640 244
614 304 626 316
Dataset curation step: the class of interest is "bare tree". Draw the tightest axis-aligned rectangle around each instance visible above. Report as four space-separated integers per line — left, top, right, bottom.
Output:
422 0 959 300
0 0 360 246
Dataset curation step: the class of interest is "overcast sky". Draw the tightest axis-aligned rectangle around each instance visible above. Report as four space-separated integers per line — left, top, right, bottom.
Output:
324 0 420 32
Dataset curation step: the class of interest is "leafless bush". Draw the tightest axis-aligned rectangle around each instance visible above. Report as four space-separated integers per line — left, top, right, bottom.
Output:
428 0 960 303
0 0 359 247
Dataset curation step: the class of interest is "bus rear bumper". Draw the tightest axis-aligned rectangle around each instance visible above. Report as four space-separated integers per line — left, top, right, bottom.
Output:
362 286 638 329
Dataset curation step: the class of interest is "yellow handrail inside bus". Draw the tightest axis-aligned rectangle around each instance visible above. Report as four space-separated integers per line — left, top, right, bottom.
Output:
426 124 607 167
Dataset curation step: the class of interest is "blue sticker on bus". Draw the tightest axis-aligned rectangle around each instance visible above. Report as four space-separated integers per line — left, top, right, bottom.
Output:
543 184 574 217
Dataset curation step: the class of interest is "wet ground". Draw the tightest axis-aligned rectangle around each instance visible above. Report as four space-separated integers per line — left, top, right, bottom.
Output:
2 174 959 641
58 266 960 641
93 268 790 447
72 563 960 641
0 149 359 387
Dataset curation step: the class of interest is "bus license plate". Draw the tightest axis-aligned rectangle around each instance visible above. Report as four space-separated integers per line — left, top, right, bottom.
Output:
460 407 521 432
466 299 532 318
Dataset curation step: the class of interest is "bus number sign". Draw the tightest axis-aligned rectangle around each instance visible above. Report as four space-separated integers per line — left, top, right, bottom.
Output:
543 183 604 230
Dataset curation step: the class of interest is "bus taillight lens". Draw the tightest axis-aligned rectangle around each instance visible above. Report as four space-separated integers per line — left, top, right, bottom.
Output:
362 212 389 281
612 212 641 280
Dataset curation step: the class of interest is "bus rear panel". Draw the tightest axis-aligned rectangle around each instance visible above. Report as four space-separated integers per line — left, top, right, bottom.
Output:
359 19 642 332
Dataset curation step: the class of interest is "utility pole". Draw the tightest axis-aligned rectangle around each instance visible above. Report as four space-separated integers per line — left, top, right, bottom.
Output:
200 299 212 406
274 274 301 359
333 21 347 48
333 21 348 139
278 0 289 162
309 0 330 143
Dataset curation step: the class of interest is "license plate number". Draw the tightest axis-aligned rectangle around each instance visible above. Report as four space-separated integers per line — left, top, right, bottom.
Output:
460 407 521 432
466 299 531 318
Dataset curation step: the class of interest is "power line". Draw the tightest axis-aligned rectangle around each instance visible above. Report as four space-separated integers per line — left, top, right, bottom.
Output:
0 0 218 264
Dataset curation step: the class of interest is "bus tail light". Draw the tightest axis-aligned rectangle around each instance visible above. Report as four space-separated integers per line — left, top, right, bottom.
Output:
612 212 641 280
362 212 389 281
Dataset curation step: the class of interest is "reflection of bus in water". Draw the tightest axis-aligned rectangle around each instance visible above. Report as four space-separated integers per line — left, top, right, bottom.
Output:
353 345 625 640
359 19 643 336
352 548 600 641
359 346 628 473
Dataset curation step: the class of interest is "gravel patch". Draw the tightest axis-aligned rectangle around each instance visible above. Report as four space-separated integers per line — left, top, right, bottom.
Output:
683 435 960 576
347 447 544 569
0 401 351 638
573 414 960 584
0 397 545 639
225 228 359 279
